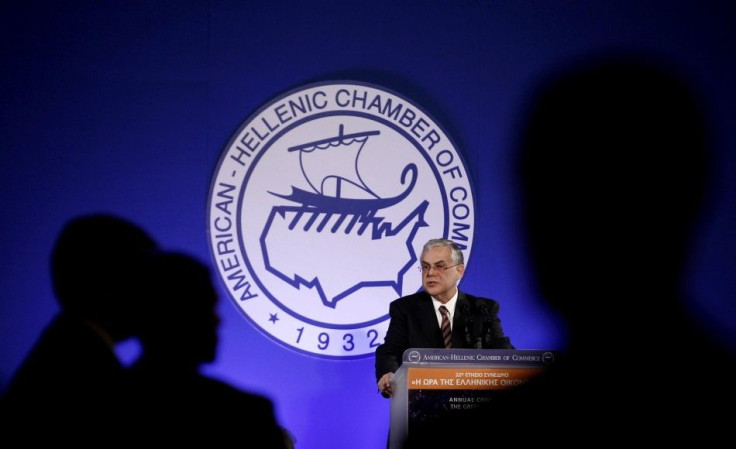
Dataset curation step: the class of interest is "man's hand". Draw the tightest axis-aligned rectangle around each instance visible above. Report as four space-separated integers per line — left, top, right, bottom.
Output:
377 372 394 398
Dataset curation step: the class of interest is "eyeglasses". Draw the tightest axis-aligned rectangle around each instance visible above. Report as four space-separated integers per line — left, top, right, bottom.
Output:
418 263 461 273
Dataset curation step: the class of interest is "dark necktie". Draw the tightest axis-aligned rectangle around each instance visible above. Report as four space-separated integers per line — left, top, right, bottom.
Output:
439 305 452 348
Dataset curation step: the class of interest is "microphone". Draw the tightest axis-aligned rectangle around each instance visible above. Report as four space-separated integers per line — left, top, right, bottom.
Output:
467 300 483 349
461 304 473 347
478 300 493 348
474 336 483 349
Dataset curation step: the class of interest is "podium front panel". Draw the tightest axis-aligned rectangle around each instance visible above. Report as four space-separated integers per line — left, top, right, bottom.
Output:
389 348 557 449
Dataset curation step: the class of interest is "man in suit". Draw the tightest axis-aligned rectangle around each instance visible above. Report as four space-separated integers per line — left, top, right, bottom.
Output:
374 238 514 398
1 213 159 440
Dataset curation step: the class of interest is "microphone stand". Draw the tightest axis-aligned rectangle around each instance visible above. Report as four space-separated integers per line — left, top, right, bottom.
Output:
471 302 483 349
461 304 473 348
480 302 493 348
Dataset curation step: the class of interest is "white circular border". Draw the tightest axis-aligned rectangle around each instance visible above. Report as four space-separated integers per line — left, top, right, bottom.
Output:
207 81 476 359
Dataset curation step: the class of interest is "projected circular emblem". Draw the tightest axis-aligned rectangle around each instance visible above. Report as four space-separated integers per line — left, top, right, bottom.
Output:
207 81 476 359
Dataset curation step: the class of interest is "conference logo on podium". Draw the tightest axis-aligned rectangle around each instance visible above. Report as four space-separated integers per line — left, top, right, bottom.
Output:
207 81 476 359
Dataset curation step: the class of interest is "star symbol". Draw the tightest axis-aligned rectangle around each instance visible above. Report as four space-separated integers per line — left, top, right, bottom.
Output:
269 313 279 324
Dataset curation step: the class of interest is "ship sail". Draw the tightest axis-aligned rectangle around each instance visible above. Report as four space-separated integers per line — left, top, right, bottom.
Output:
289 125 380 199
274 124 418 212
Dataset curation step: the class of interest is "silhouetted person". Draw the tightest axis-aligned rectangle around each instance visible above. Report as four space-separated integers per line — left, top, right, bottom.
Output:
281 425 297 449
413 51 736 448
127 251 288 448
0 213 158 439
501 51 735 444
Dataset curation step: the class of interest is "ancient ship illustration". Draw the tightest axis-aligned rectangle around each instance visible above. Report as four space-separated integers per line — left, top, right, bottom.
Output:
261 124 429 308
270 124 417 213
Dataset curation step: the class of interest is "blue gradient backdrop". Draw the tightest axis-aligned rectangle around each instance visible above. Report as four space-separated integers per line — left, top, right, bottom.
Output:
2 2 734 448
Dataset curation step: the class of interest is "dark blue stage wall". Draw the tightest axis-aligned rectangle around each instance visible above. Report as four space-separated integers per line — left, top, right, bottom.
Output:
2 1 734 447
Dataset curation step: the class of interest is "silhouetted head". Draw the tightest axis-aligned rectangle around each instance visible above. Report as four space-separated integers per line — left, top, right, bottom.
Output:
138 251 221 368
51 213 158 342
517 51 710 321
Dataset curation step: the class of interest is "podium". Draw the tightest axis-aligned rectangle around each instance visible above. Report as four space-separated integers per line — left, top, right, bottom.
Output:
388 348 557 449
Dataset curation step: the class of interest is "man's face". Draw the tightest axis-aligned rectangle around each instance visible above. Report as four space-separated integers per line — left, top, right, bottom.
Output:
420 245 464 302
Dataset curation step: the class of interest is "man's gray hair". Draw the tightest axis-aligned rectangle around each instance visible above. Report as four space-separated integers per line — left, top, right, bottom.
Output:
422 238 465 265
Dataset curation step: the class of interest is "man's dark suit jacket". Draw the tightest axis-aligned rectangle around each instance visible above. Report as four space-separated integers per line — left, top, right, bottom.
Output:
374 290 514 385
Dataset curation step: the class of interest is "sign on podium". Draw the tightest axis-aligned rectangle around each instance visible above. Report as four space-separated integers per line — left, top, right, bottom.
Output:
389 348 558 449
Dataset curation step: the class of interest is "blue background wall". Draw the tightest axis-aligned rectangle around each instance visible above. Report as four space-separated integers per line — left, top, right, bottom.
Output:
2 2 734 448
